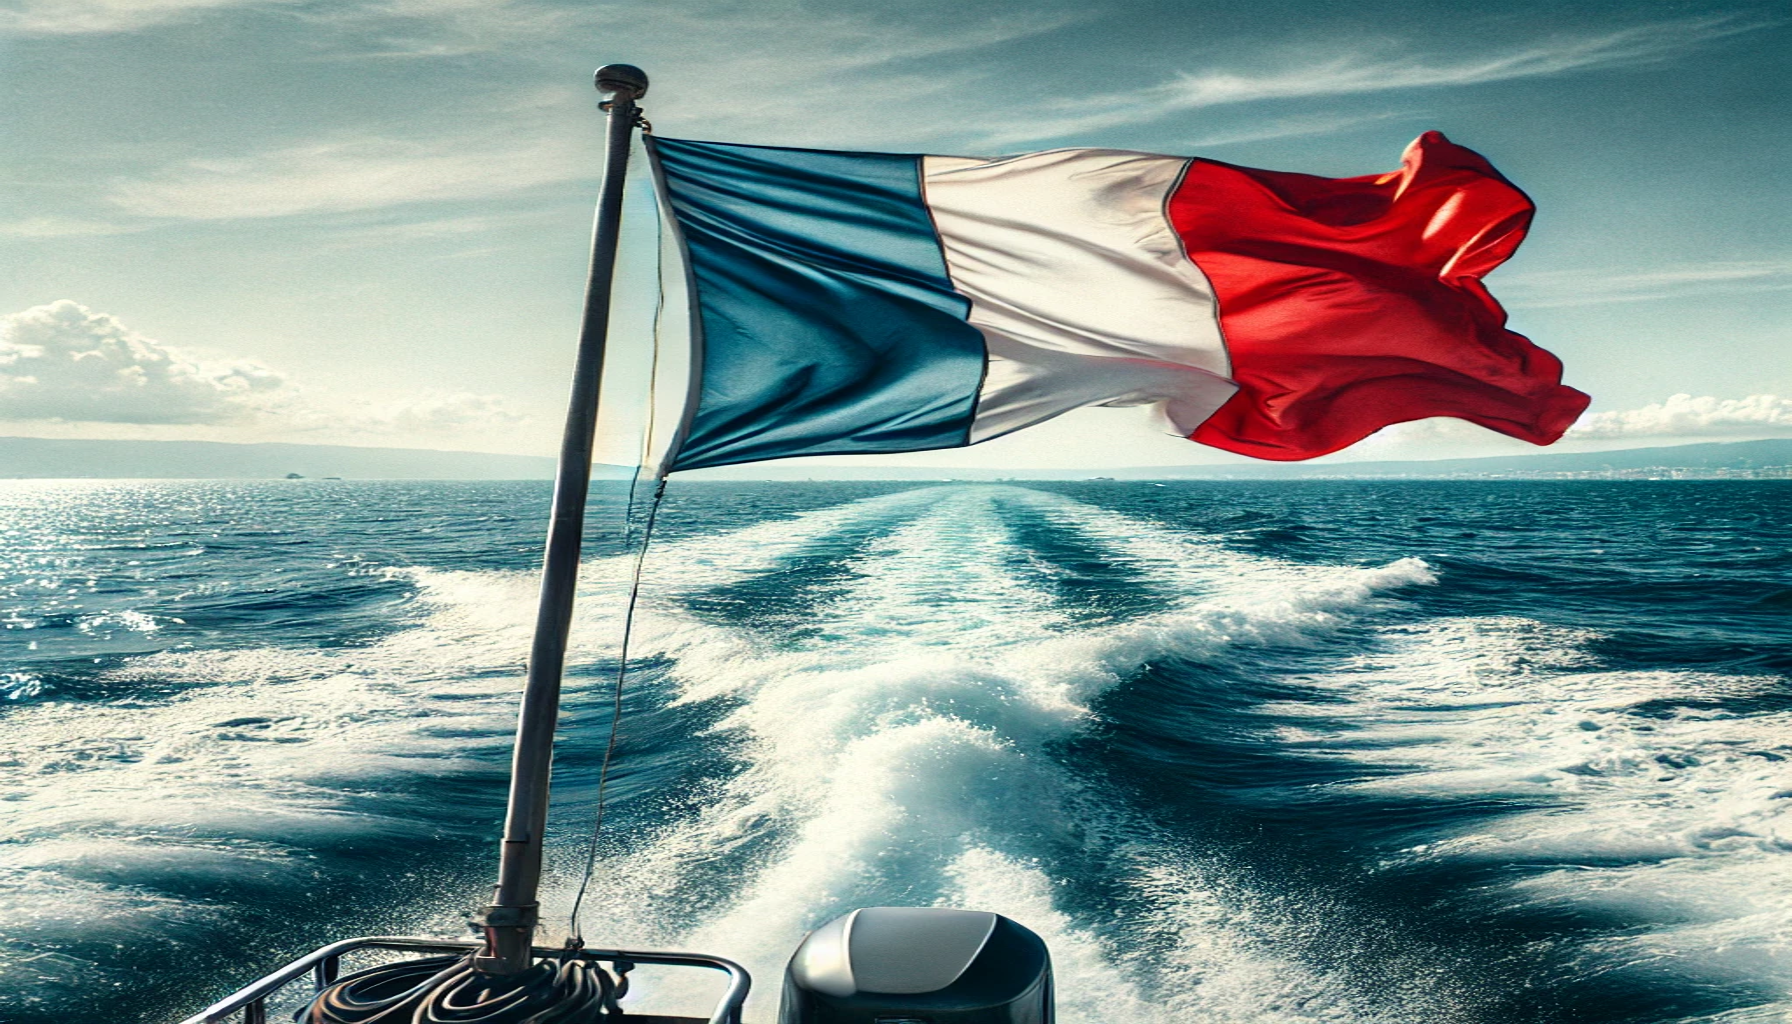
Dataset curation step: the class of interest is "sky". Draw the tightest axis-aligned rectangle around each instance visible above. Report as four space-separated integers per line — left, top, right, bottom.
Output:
2 0 1788 470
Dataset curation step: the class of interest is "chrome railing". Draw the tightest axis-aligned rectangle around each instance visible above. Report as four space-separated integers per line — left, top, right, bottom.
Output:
177 936 750 1024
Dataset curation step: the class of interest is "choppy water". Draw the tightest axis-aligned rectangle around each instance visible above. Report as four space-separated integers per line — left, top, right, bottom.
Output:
2 479 1790 1024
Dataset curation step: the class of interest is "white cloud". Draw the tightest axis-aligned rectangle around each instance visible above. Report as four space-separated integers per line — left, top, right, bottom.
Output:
0 301 285 424
988 15 1774 144
1568 394 1792 440
1341 396 1792 457
1498 259 1792 308
0 302 534 449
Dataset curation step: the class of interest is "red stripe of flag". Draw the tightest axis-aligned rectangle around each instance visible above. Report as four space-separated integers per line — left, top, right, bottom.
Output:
1170 131 1589 460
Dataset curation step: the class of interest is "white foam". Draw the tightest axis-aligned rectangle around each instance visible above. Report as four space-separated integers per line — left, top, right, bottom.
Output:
582 488 1792 1019
0 488 988 998
943 846 1403 1024
546 487 1439 1021
1276 614 1792 1004
5 484 1550 1022
2 672 45 700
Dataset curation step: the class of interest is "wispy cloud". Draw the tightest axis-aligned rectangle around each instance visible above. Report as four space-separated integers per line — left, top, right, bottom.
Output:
0 216 146 238
1183 110 1419 149
291 0 590 58
317 211 559 247
1569 394 1792 440
95 3 1083 220
108 129 582 220
988 14 1775 145
374 391 526 431
0 0 561 38
62 7 1769 226
1499 258 1792 308
630 5 1084 148
0 0 286 35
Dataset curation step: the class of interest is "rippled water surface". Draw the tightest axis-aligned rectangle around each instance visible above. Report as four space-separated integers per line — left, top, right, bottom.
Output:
3 479 1790 1024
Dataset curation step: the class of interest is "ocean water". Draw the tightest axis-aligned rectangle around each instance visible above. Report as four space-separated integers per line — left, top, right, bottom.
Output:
2 479 1790 1024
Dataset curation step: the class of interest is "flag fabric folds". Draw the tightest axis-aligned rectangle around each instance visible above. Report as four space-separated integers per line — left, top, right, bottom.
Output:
645 131 1588 471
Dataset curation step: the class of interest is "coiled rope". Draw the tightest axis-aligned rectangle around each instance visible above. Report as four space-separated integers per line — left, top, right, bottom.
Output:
304 949 625 1023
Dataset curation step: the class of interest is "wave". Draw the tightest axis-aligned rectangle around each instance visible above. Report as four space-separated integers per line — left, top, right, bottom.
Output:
551 486 1439 1021
3 482 1783 1023
1272 613 1792 1010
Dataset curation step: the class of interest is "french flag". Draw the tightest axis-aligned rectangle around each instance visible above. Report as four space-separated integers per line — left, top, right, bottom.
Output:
646 132 1588 471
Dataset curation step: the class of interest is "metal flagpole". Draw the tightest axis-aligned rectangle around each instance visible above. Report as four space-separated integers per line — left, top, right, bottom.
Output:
476 62 649 977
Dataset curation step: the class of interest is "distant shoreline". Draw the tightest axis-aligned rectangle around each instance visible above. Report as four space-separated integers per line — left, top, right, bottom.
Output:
2 435 1789 482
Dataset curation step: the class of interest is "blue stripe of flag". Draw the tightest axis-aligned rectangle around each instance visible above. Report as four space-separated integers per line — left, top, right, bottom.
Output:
651 137 986 471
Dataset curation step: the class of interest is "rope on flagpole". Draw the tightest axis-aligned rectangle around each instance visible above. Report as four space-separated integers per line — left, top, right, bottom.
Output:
565 473 665 945
567 112 677 945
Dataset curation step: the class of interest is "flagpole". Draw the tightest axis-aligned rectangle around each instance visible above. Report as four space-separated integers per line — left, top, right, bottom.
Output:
476 62 648 977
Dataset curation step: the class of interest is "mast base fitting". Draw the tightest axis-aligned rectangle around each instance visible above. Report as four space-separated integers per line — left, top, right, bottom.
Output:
474 903 542 974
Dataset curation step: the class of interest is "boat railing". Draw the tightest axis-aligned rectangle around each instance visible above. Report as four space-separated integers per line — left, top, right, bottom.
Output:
176 936 750 1024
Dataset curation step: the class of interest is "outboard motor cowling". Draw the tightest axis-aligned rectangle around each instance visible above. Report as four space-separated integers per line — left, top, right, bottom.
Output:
779 907 1052 1024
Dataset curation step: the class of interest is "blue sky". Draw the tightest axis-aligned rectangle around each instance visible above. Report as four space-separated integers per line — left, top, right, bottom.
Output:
2 0 1787 468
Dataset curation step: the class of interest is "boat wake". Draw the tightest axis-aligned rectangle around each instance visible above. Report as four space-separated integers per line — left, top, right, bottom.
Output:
0 482 1786 1023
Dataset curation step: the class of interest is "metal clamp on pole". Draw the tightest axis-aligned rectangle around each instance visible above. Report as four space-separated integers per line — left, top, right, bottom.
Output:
478 61 649 977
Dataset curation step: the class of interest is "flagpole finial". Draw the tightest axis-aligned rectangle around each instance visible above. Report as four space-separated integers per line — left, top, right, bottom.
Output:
595 64 648 100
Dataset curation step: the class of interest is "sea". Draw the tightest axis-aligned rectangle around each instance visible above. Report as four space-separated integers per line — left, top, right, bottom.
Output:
2 478 1789 1024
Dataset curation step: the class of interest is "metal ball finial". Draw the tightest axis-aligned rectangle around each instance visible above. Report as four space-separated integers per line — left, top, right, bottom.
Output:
594 64 648 99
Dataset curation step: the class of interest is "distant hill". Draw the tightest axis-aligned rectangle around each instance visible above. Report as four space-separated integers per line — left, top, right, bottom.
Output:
1135 438 1792 479
5 435 1789 482
0 437 561 480
681 438 1792 481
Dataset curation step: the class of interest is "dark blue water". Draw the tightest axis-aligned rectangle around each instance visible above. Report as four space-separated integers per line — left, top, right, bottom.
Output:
2 479 1789 1023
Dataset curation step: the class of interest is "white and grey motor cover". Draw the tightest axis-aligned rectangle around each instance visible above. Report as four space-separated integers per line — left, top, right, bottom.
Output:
779 907 1053 1024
